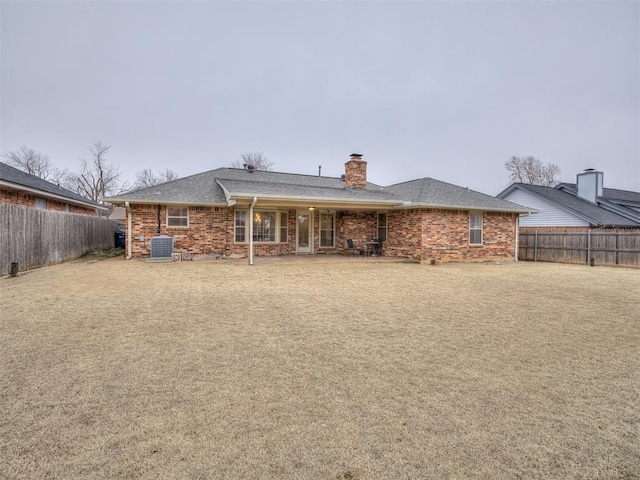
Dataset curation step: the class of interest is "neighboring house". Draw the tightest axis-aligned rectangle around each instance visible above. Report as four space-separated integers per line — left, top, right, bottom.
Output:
107 205 127 229
105 154 534 262
497 169 640 229
0 161 107 216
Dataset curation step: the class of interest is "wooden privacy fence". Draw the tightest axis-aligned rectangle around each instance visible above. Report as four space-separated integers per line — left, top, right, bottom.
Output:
518 229 640 266
0 204 119 276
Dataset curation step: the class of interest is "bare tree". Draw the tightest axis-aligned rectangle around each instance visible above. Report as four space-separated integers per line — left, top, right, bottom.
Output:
2 145 67 183
131 168 179 190
231 152 274 171
64 142 125 202
505 155 560 186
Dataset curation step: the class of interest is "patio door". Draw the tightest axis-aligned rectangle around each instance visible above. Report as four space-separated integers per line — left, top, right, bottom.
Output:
296 210 313 254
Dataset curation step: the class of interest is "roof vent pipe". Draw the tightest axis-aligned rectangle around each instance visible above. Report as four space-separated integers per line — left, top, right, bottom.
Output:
247 165 255 173
318 165 322 177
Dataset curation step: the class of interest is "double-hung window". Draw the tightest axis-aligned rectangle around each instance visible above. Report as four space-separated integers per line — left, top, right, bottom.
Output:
167 207 188 227
377 213 387 242
280 212 288 243
235 211 247 242
320 213 335 247
469 213 483 245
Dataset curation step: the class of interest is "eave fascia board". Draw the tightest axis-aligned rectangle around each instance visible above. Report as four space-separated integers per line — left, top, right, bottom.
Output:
215 179 236 207
391 201 538 214
1 179 108 211
104 198 228 207
228 192 402 207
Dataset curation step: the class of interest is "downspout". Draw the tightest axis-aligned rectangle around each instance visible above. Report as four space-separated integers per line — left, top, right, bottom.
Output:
125 201 133 260
249 196 257 266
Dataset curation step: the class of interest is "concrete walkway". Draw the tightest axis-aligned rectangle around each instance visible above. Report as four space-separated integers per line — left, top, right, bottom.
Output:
185 253 413 265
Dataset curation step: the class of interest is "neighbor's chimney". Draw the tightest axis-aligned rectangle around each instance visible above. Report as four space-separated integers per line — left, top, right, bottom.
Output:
576 169 603 204
344 153 367 189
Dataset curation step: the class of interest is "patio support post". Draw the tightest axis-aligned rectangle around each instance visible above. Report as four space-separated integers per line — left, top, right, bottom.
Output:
249 196 257 266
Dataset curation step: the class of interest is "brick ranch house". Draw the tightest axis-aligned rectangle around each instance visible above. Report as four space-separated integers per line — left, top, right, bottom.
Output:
0 161 107 215
105 154 535 263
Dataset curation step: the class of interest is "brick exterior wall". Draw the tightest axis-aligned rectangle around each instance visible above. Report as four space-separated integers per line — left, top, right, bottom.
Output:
344 158 367 189
126 203 518 261
0 186 97 215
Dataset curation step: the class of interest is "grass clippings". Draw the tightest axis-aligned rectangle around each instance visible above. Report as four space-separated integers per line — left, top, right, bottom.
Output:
0 259 638 479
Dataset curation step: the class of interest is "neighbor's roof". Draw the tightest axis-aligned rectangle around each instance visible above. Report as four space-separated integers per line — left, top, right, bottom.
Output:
499 183 640 227
106 166 534 212
0 161 106 211
385 177 536 213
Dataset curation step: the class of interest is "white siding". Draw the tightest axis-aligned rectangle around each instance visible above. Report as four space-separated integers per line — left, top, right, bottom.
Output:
503 189 589 227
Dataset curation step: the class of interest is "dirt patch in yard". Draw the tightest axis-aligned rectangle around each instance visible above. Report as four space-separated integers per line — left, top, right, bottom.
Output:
1 258 638 479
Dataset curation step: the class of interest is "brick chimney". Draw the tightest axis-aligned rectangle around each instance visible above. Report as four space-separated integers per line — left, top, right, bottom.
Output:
344 153 367 189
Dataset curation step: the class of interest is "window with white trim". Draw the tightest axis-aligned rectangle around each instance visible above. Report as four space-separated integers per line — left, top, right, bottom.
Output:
167 207 188 227
235 210 287 243
320 212 335 247
280 212 288 243
253 211 276 242
469 213 483 245
35 197 46 209
235 211 246 242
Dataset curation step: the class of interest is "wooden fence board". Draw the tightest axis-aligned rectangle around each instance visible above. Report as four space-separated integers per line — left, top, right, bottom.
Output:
1 204 119 275
518 229 640 267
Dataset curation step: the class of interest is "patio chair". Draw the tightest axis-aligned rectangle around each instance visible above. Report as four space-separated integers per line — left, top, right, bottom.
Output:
346 239 361 257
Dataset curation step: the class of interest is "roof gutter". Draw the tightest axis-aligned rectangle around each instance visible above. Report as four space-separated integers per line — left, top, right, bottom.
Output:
0 180 107 212
216 179 237 207
392 201 538 214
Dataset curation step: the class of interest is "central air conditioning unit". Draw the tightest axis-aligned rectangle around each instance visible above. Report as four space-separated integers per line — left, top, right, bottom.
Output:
150 235 174 258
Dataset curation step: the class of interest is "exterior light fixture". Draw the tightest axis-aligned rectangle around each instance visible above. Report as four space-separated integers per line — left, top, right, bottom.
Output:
308 206 315 211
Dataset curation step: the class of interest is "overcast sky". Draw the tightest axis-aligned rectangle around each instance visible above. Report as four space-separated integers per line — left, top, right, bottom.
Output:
2 1 638 195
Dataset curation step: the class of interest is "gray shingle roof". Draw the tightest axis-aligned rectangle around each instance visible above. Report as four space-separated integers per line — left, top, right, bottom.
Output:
385 177 535 213
557 182 640 207
505 183 640 227
0 161 105 209
107 167 533 212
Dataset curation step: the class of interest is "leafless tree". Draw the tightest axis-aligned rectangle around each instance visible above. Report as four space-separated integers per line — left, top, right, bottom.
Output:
131 168 179 190
231 152 274 171
64 142 125 202
2 145 67 183
505 155 560 186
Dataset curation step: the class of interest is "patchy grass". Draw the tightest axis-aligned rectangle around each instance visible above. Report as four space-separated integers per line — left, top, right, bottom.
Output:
81 247 125 259
0 259 638 479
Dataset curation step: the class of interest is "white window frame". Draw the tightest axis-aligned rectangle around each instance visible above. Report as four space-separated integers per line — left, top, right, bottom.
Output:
235 211 247 242
469 212 483 245
319 212 335 248
167 207 189 227
35 197 47 209
280 212 288 244
234 210 288 244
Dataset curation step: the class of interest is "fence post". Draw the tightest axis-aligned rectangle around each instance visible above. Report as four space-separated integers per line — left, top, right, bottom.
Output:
615 231 619 265
587 230 591 265
534 230 538 262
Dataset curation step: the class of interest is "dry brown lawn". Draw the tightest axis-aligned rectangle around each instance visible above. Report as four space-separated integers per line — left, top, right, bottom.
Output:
0 257 638 479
